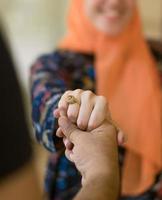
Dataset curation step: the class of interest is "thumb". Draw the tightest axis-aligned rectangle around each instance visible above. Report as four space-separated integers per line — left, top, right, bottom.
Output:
58 116 81 142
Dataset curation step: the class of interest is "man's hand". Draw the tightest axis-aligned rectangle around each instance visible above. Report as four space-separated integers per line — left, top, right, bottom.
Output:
58 116 120 200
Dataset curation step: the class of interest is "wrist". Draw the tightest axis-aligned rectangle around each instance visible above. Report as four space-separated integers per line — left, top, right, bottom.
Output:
84 167 118 185
83 156 119 185
80 170 120 200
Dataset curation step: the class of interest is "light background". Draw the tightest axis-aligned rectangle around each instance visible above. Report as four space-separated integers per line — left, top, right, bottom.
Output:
0 0 162 89
0 0 161 190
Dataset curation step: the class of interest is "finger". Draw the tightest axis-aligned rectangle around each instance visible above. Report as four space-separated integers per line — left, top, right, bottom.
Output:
56 127 64 138
53 108 60 118
63 137 74 150
67 89 82 123
117 131 127 146
58 116 82 142
58 90 72 116
77 90 95 130
65 148 74 162
54 107 67 118
88 96 108 131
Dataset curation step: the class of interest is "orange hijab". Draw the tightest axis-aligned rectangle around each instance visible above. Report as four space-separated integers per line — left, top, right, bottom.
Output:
59 0 162 195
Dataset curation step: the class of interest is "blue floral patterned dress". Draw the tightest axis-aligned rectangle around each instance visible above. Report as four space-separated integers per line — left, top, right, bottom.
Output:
30 50 162 200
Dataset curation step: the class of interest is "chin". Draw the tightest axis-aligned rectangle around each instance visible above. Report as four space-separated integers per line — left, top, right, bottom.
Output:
106 28 123 36
98 24 123 36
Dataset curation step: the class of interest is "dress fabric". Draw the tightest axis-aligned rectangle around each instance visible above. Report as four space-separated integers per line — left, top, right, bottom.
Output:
30 50 162 200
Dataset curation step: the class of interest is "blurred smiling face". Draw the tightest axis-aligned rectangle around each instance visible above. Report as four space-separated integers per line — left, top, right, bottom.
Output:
84 0 136 35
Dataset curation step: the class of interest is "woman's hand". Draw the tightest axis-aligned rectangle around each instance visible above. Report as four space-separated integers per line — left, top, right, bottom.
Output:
54 89 125 149
55 89 108 131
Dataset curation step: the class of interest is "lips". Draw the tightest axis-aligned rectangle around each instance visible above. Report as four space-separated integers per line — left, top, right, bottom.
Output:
103 11 121 23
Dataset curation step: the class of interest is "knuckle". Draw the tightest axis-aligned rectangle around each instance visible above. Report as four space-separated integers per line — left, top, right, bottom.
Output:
64 90 72 96
82 90 94 99
68 113 77 123
98 95 108 105
59 90 72 107
74 89 83 94
58 101 66 109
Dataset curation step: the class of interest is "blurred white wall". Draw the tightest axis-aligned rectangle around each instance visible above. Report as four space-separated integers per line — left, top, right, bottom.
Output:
0 0 68 90
0 0 161 90
138 0 162 39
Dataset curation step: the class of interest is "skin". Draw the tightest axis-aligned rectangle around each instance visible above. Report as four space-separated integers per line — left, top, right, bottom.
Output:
54 89 125 148
0 89 120 200
57 89 108 131
84 0 136 35
54 89 124 199
58 116 120 200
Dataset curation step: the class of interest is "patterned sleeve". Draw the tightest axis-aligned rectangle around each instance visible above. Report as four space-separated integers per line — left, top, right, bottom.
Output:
30 50 94 152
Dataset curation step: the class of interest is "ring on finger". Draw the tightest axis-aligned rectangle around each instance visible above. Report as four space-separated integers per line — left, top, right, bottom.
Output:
66 95 80 105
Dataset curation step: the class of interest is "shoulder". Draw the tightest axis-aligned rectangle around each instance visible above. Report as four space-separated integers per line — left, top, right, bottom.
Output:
35 50 94 66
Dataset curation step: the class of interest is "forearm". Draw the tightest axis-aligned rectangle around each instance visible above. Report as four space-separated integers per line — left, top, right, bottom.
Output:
30 51 94 152
74 174 119 200
30 55 68 152
31 88 62 152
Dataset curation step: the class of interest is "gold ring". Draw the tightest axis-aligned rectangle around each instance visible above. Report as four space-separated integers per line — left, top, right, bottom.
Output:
66 95 80 105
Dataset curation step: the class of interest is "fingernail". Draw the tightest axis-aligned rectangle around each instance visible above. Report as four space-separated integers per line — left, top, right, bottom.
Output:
63 138 68 147
53 109 59 118
122 134 128 144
